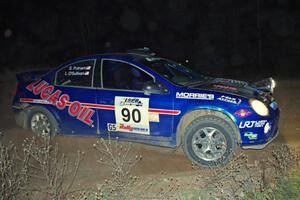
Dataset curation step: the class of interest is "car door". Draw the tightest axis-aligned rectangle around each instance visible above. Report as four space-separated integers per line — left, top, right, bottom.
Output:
53 59 98 135
95 58 176 142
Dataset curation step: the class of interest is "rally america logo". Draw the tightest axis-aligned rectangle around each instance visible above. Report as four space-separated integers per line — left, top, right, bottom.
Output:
217 95 241 105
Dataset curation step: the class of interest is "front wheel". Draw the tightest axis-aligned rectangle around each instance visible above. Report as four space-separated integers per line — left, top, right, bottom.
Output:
183 115 237 168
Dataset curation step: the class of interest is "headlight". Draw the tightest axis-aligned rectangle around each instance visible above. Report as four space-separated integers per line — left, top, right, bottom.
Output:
249 99 269 116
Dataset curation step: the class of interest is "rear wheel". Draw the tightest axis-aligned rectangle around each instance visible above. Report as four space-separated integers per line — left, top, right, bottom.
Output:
183 115 237 168
27 107 58 137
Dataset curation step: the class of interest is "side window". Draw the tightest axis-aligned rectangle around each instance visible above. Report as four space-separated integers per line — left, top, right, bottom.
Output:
56 60 95 87
102 60 153 91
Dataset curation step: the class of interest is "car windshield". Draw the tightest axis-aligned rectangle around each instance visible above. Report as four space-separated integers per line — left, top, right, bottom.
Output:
139 57 205 86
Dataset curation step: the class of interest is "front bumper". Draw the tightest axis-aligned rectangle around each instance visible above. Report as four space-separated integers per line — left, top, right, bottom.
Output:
239 100 280 149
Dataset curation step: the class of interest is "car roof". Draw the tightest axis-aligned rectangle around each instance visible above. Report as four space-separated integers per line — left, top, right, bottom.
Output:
97 52 151 60
73 48 157 62
52 48 158 73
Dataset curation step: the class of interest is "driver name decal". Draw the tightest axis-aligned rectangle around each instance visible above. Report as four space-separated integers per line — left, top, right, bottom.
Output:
24 80 95 126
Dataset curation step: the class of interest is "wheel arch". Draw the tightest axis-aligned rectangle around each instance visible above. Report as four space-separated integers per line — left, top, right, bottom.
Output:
176 107 240 147
24 105 61 130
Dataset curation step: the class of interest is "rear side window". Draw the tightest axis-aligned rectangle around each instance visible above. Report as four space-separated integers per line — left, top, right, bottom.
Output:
56 60 95 87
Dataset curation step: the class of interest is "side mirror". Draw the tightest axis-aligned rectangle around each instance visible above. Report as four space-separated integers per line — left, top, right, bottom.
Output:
143 80 167 95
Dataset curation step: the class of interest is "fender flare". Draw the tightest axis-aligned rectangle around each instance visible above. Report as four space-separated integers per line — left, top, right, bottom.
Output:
176 107 240 147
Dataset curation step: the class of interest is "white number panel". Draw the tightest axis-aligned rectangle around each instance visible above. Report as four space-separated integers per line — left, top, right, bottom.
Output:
114 96 150 134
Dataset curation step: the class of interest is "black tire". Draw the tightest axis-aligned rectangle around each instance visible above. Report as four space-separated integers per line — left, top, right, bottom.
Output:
27 106 59 137
183 115 237 168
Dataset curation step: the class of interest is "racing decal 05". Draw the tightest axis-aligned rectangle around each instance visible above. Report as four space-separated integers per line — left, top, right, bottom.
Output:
115 97 150 134
23 80 95 126
217 95 241 105
239 120 267 128
176 92 214 100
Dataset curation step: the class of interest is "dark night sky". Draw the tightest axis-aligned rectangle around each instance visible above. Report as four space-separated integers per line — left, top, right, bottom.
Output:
1 0 300 79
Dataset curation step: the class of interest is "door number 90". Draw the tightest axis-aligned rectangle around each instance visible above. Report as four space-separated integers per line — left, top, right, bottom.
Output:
121 108 141 123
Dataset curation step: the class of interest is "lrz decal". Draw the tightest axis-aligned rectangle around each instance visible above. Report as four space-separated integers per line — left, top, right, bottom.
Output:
25 80 95 126
176 92 214 100
239 120 267 128
217 95 241 105
115 96 150 134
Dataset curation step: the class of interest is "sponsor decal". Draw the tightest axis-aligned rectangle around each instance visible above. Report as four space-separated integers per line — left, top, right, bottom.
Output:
176 92 214 100
119 124 134 132
244 132 258 140
264 122 271 134
115 96 150 134
217 95 241 105
25 80 95 126
107 123 149 133
213 84 237 91
234 109 252 118
239 120 267 129
119 97 143 107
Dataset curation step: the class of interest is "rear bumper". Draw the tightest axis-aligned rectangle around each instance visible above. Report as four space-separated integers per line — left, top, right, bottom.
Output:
242 129 279 150
13 108 27 128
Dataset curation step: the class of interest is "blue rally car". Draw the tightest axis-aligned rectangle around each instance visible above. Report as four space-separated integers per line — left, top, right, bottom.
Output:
13 48 279 167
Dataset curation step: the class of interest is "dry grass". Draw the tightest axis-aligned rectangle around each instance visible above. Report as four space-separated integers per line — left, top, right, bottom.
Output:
1 128 300 200
92 135 142 200
0 132 28 200
129 144 300 200
197 144 300 199
22 135 84 199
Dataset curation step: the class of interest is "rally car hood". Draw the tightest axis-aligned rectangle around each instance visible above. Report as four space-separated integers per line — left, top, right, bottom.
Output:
189 78 273 103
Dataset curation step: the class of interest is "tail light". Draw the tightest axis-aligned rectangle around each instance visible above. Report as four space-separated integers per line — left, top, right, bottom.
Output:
12 81 18 97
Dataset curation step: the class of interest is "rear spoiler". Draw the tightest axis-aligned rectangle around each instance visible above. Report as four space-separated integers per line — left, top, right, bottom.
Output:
16 69 49 83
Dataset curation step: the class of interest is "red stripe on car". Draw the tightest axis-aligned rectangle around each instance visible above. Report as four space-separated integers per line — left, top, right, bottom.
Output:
20 98 181 115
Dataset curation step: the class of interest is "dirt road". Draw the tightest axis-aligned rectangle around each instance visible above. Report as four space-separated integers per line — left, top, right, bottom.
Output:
1 78 300 188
